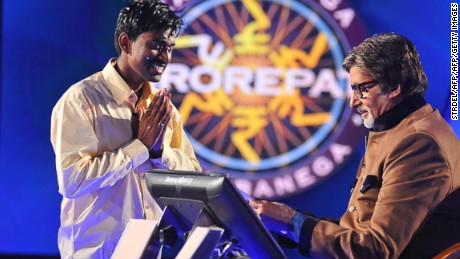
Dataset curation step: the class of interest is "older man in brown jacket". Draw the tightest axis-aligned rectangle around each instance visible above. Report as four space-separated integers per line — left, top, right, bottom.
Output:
250 33 460 258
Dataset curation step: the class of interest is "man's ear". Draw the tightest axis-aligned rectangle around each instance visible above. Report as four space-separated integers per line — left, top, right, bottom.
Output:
118 33 131 54
389 84 401 99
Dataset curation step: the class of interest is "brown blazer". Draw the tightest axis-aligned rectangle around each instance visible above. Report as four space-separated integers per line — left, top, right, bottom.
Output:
303 101 460 258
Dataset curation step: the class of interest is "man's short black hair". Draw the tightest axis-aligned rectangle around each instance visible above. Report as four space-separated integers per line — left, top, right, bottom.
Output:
114 0 183 56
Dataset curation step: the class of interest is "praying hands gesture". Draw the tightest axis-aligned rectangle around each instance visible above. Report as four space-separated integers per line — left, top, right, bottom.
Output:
133 88 172 157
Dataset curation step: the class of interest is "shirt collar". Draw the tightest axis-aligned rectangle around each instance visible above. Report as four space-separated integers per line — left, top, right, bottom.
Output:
102 58 134 105
102 59 159 106
372 94 426 132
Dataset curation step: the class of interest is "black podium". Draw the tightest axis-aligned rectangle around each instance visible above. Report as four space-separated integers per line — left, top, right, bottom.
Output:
114 170 286 258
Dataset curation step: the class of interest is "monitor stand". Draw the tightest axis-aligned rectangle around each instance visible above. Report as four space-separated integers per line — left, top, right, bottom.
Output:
176 225 224 258
112 219 159 259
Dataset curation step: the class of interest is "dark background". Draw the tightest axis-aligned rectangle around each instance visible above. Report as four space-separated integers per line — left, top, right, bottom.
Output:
1 0 458 258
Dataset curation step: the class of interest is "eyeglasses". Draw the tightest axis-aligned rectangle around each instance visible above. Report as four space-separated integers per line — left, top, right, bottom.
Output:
351 80 378 99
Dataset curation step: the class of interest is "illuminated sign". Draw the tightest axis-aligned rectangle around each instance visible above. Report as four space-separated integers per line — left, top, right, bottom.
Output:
160 0 367 198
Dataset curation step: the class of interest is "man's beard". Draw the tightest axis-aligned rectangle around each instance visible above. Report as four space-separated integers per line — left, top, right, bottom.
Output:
363 112 375 129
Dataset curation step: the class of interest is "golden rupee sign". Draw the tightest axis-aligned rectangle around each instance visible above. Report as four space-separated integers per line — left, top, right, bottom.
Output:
160 0 368 199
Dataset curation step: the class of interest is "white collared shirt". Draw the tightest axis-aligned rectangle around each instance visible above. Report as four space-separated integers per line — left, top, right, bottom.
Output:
51 59 201 258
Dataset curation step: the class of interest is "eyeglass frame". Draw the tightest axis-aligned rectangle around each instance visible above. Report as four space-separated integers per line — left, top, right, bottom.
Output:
350 80 378 99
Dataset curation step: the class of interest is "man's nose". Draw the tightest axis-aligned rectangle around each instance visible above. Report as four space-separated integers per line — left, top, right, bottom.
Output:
158 50 169 62
349 91 360 108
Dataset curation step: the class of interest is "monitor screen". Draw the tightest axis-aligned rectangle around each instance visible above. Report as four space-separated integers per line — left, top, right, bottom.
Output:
145 169 286 258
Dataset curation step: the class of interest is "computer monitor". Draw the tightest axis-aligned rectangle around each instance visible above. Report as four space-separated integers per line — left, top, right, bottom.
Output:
145 169 286 258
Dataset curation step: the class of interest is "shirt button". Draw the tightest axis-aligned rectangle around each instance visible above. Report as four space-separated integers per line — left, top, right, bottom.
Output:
349 206 356 212
145 204 150 209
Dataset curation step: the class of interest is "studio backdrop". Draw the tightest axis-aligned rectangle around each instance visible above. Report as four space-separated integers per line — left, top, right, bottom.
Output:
0 0 456 257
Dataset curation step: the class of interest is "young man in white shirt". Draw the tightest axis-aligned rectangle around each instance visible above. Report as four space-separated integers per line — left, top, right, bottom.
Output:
51 1 201 257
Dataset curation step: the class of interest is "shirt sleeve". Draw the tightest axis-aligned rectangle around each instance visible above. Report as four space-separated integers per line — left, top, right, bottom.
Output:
286 212 320 256
289 212 307 241
51 93 150 198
